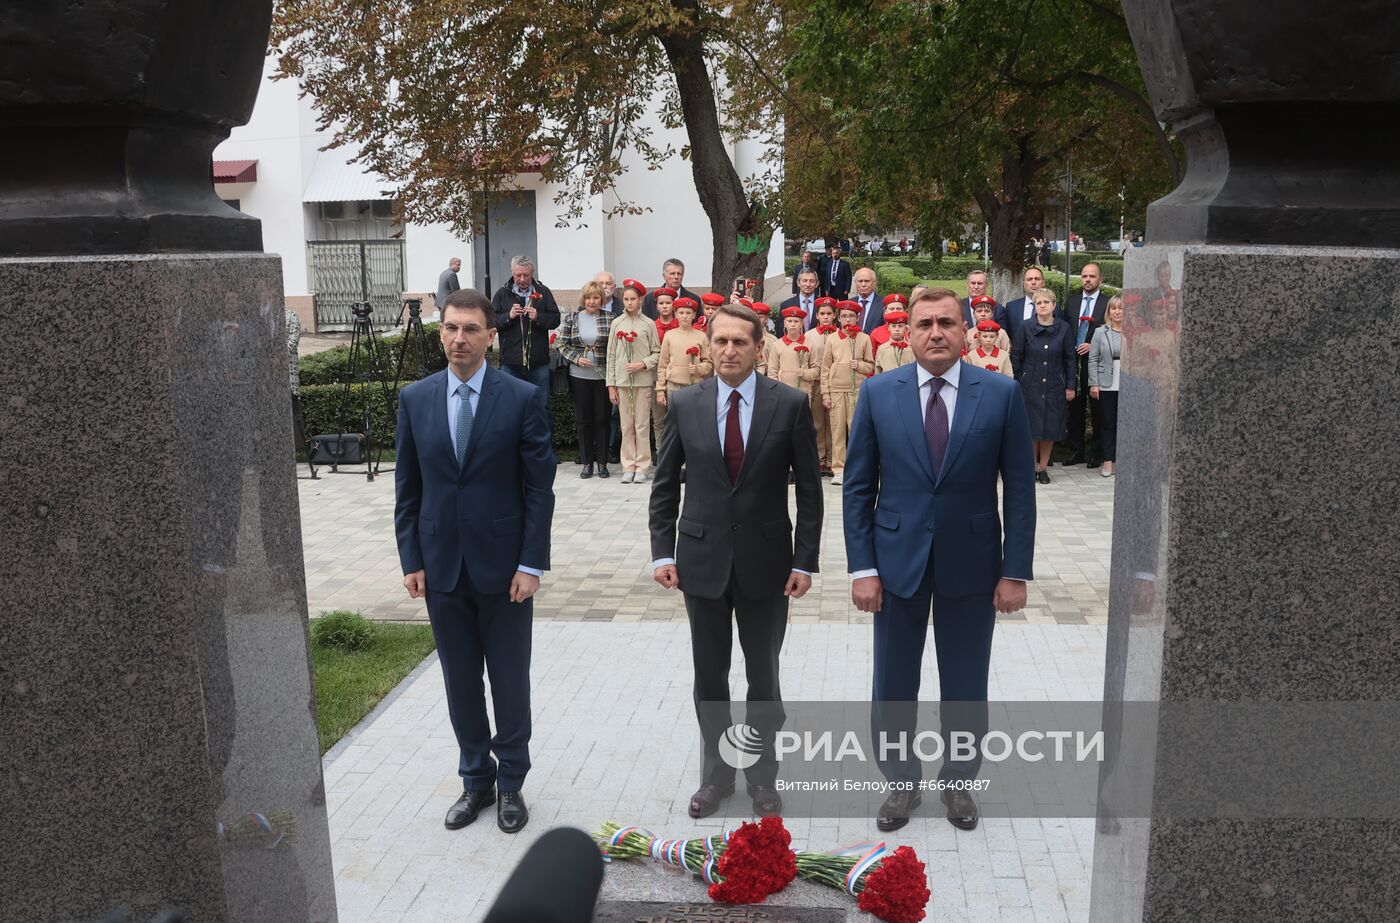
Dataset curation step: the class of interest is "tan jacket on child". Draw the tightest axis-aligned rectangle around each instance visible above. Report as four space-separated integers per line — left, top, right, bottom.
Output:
605 311 661 388
963 345 1014 377
655 326 713 392
820 328 876 398
768 334 821 391
875 340 917 374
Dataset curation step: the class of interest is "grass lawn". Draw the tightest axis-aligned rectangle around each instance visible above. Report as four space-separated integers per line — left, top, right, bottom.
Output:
312 618 437 753
924 279 969 297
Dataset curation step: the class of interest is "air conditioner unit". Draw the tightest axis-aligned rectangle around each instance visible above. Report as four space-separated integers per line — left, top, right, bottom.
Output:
370 200 394 219
320 201 349 221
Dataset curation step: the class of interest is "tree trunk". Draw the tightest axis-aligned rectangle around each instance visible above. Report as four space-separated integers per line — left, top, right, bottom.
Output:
657 10 770 295
973 134 1045 303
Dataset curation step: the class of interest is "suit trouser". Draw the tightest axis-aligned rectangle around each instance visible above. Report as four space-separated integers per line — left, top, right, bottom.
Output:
569 376 610 465
810 388 831 468
685 580 788 789
1094 390 1119 462
1065 354 1097 458
425 569 533 793
827 390 857 471
616 386 652 472
872 545 996 784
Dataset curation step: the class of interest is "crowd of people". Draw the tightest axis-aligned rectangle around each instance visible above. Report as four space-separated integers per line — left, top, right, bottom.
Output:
445 253 1123 484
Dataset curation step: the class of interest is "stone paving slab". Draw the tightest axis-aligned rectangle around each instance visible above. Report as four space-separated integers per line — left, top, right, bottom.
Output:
298 462 1113 625
323 621 1105 922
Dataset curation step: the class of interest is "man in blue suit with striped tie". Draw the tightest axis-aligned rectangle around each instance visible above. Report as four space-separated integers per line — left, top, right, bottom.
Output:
394 288 556 834
843 287 1036 833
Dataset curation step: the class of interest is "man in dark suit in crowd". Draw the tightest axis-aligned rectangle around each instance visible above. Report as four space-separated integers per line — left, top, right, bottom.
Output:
436 257 461 310
820 243 852 301
844 287 1035 833
642 258 699 319
1002 265 1045 348
849 267 884 334
958 269 1005 328
649 304 823 820
1060 263 1108 467
490 255 561 430
781 267 821 331
395 288 556 834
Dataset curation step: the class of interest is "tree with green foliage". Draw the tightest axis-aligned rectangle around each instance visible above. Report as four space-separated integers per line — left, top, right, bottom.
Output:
784 0 1178 298
273 0 791 293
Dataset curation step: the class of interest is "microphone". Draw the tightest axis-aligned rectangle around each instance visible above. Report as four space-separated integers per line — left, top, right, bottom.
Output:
481 827 603 923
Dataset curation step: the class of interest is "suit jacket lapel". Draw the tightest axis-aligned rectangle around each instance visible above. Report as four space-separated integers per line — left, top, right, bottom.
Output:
459 365 500 479
897 367 936 485
938 373 982 484
425 371 456 474
735 376 778 489
694 378 730 484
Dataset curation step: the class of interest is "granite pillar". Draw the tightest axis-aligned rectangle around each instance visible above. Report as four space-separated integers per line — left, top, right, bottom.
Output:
1093 3 1400 920
0 2 336 921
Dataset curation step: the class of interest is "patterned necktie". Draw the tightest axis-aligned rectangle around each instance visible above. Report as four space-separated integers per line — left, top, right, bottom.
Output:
724 390 744 483
924 377 948 477
455 381 475 467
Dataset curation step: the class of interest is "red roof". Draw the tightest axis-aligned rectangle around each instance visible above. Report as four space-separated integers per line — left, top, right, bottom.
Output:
213 159 258 183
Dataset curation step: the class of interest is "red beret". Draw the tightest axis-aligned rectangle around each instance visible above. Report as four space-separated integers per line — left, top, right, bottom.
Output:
781 306 807 319
975 319 1001 332
815 296 838 308
621 278 647 296
883 293 908 306
700 292 726 307
654 286 677 299
837 300 862 314
971 295 997 308
737 297 754 308
673 297 698 311
750 301 771 314
885 311 909 324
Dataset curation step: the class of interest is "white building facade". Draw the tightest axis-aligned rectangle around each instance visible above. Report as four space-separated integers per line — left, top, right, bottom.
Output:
215 58 784 331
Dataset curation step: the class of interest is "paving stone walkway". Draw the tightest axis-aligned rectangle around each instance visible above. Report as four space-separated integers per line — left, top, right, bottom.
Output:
298 462 1113 625
324 622 1106 923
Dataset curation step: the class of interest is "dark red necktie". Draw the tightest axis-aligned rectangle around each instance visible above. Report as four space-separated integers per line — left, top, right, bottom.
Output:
925 377 948 476
725 390 744 483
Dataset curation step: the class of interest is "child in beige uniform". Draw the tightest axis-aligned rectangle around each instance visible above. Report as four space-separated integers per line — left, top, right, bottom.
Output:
965 298 1011 353
963 319 1014 377
650 287 679 452
751 301 781 375
607 279 662 482
810 299 839 476
694 291 725 333
655 297 712 407
874 310 916 373
767 306 818 390
821 301 876 485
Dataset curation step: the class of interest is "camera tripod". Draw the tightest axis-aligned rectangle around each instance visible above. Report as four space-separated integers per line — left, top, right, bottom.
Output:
391 297 443 384
326 301 397 481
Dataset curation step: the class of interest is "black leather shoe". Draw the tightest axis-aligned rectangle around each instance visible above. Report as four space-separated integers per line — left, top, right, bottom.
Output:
580 463 594 479
1087 458 1102 469
597 464 610 479
688 782 736 819
876 791 922 832
497 791 529 833
1063 454 1085 466
941 788 980 830
445 788 495 830
748 785 783 817
1036 469 1050 484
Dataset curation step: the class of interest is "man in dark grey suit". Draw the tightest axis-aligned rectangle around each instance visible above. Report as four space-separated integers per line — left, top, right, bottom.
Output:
436 257 461 310
649 304 823 819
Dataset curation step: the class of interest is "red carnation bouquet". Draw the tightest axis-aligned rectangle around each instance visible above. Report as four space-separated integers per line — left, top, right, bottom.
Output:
596 821 931 922
891 340 908 350
530 291 543 301
985 363 999 371
686 345 701 358
817 324 838 335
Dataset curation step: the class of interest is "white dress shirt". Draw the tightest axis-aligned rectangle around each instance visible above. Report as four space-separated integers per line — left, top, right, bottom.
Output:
849 361 959 581
653 371 809 576
856 293 875 329
445 363 542 578
1079 290 1099 319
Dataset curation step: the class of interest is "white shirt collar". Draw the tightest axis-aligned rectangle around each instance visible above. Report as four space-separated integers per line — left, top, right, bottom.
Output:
916 360 960 392
717 370 758 407
447 362 487 396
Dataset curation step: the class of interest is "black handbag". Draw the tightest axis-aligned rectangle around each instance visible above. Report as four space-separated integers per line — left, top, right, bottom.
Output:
549 347 570 395
309 433 365 465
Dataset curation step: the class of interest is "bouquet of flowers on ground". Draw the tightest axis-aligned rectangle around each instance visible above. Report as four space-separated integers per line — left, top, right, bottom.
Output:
597 819 929 921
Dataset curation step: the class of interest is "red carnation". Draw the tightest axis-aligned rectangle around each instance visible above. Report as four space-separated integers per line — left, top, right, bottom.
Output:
549 332 558 345
616 330 630 341
817 324 838 335
530 291 542 301
794 344 810 353
857 846 930 923
985 363 999 371
708 817 797 904
686 346 701 357
892 341 908 350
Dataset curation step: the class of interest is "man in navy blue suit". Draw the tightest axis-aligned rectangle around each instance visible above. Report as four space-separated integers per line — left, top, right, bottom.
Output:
394 288 556 835
849 267 884 334
844 287 1035 832
819 243 852 300
1001 265 1044 348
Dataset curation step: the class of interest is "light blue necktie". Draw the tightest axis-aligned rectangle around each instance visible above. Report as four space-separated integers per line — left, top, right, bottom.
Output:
455 382 475 466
